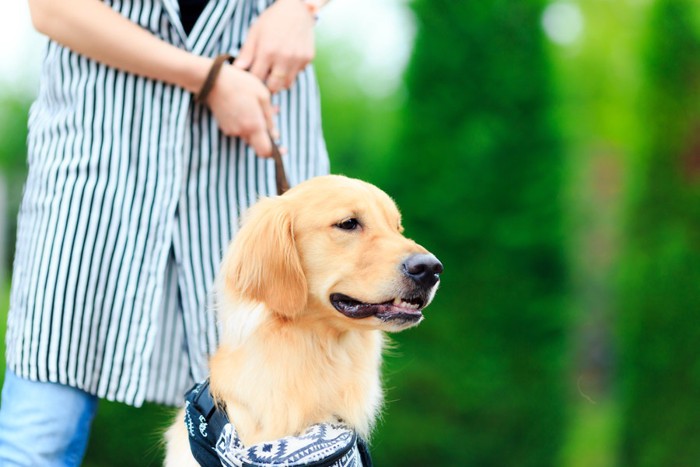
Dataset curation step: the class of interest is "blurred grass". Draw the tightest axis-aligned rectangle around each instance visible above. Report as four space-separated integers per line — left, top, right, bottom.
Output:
82 401 173 466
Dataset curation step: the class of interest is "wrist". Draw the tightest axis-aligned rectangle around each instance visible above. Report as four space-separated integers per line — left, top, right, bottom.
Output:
194 54 235 103
176 54 214 94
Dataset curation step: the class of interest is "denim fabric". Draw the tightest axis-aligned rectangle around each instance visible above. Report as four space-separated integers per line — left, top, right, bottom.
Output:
0 369 98 466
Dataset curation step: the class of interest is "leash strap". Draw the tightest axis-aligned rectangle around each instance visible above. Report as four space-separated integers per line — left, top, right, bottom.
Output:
357 437 374 467
195 53 235 103
269 133 289 195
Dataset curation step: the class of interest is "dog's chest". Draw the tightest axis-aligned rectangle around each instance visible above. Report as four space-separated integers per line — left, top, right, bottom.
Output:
214 330 384 444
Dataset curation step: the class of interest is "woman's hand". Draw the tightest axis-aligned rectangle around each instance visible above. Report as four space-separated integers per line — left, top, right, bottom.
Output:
234 0 316 94
27 0 282 157
206 65 277 157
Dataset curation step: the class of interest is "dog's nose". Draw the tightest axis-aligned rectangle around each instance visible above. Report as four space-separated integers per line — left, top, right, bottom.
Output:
403 254 443 287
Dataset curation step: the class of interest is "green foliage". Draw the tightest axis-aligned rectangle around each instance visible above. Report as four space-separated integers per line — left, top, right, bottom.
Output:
0 95 31 175
547 2 647 463
617 1 700 465
314 44 402 182
352 1 569 465
0 94 32 272
560 401 619 467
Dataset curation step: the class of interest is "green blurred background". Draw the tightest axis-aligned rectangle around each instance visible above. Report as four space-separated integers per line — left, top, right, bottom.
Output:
2 0 699 465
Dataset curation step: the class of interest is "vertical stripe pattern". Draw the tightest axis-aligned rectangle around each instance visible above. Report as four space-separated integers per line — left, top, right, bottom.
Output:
6 0 329 406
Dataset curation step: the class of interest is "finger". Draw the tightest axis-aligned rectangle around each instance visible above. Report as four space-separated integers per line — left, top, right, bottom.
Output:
250 54 272 82
278 53 303 90
282 50 311 89
260 95 276 136
283 75 296 90
234 27 257 70
283 66 302 90
286 48 313 87
249 127 273 158
266 69 290 94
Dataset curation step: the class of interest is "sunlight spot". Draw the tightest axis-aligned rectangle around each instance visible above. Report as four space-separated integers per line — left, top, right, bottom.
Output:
542 1 584 46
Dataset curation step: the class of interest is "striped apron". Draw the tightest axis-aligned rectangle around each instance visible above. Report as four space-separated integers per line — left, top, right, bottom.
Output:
5 0 329 406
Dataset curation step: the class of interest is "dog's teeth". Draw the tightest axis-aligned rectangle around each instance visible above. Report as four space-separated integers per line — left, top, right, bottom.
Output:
396 300 418 310
391 298 421 310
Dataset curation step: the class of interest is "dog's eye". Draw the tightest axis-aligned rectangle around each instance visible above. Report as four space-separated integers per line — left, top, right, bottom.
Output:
336 218 360 231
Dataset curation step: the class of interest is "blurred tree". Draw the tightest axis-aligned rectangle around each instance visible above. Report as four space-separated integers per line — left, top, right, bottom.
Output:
365 1 569 465
0 94 32 275
0 95 31 175
315 41 402 181
617 1 700 465
548 2 647 464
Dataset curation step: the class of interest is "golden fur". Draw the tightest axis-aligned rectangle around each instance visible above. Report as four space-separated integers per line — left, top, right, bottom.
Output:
164 175 440 465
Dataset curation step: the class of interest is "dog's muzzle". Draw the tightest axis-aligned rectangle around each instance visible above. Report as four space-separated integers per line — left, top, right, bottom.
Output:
330 253 442 326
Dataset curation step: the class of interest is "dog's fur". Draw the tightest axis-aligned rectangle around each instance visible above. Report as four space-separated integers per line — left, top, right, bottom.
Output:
164 175 440 466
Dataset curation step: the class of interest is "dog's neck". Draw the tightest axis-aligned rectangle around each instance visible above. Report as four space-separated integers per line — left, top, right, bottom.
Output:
210 298 384 446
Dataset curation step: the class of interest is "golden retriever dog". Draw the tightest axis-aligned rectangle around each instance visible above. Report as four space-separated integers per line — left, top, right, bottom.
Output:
164 175 442 465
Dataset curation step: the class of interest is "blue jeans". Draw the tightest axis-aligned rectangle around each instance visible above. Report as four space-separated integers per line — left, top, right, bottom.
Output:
0 369 98 466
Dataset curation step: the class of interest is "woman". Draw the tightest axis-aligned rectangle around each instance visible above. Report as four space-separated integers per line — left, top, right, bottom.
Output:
0 0 329 464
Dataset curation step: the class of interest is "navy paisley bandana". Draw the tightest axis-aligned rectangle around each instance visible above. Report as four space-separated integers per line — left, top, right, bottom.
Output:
184 380 373 467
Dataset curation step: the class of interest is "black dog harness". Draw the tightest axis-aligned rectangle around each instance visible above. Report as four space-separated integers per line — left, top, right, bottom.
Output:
184 380 373 467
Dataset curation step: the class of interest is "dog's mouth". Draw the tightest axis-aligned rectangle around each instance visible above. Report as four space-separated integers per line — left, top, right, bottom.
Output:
330 293 425 323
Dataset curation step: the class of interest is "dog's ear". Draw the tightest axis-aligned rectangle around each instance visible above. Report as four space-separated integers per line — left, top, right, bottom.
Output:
221 197 307 318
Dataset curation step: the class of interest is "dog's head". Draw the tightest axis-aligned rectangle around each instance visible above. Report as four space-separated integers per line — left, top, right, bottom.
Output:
219 175 442 333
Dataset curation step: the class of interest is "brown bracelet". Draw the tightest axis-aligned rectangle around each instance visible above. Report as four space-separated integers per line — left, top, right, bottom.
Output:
195 53 235 103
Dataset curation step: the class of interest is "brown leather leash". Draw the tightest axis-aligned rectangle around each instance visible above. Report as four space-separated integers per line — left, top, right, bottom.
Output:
195 53 290 196
269 133 289 196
